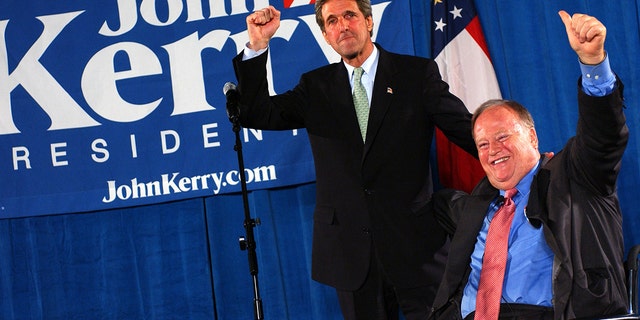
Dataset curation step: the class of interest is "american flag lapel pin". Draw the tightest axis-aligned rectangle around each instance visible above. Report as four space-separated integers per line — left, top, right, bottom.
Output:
386 87 393 94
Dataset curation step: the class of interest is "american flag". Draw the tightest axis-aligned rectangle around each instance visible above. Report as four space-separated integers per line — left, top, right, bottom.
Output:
284 0 315 8
432 0 501 193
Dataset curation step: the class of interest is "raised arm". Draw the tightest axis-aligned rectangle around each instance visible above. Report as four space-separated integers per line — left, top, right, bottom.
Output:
246 6 281 51
558 11 627 195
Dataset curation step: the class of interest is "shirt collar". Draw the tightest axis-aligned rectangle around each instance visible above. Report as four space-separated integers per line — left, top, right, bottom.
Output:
501 161 540 200
344 45 379 81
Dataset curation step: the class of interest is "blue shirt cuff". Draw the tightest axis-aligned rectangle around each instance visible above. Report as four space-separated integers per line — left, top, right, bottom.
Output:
580 53 615 97
242 42 268 61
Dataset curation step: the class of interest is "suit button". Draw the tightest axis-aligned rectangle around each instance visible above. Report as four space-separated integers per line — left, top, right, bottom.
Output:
364 189 374 195
362 228 370 235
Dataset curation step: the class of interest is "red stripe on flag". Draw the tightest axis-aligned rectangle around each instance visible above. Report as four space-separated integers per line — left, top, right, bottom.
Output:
436 129 485 193
465 17 491 61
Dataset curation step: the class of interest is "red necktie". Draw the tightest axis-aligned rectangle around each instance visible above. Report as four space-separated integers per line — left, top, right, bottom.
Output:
475 188 518 319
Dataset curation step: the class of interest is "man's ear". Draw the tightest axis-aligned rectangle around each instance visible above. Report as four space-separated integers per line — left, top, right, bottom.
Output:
530 128 539 149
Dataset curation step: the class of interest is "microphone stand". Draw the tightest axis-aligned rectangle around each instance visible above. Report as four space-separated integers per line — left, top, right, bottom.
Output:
227 99 264 320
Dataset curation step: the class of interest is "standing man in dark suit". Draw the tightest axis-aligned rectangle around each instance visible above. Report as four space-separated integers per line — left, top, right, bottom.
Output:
231 0 477 318
430 11 628 319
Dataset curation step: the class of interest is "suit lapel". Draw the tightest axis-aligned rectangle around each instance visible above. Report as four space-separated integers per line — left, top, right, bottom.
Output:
444 186 497 298
464 180 500 232
364 47 395 157
328 63 366 147
525 156 551 227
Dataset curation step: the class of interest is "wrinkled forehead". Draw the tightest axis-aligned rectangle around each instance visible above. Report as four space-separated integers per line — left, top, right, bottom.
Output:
473 106 523 138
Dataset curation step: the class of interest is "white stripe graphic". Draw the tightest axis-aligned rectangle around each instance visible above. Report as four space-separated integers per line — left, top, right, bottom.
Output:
289 0 313 7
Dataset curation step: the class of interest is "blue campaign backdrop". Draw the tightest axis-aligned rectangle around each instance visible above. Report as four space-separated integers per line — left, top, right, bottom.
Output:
1 0 639 319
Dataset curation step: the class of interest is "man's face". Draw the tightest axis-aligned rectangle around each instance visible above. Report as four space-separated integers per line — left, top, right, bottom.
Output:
321 0 373 61
473 106 540 190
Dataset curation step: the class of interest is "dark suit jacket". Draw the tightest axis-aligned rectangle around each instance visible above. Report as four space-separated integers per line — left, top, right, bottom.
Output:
232 44 477 291
430 82 629 319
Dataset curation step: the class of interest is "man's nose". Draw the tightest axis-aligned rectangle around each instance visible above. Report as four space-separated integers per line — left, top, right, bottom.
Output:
338 17 349 31
489 142 501 155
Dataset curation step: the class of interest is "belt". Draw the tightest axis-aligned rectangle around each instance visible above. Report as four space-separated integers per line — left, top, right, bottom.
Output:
465 303 553 320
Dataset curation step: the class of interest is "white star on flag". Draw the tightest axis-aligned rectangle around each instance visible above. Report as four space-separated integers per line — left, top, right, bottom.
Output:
435 18 447 32
450 6 463 19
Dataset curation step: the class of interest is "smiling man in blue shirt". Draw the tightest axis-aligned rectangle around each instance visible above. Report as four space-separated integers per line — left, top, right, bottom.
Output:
461 160 554 318
429 10 628 320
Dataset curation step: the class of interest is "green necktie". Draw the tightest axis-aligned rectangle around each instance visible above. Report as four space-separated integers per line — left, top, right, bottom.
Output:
352 67 369 141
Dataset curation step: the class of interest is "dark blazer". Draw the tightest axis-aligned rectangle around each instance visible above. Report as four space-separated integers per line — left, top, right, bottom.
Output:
232 44 477 291
430 82 629 319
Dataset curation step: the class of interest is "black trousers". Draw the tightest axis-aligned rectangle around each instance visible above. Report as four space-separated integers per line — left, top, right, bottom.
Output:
336 249 437 320
464 303 554 320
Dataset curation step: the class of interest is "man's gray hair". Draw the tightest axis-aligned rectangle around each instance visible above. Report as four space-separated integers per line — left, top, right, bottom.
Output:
314 0 373 35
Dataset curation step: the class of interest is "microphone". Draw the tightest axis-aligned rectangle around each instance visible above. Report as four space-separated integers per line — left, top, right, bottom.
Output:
223 82 240 120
